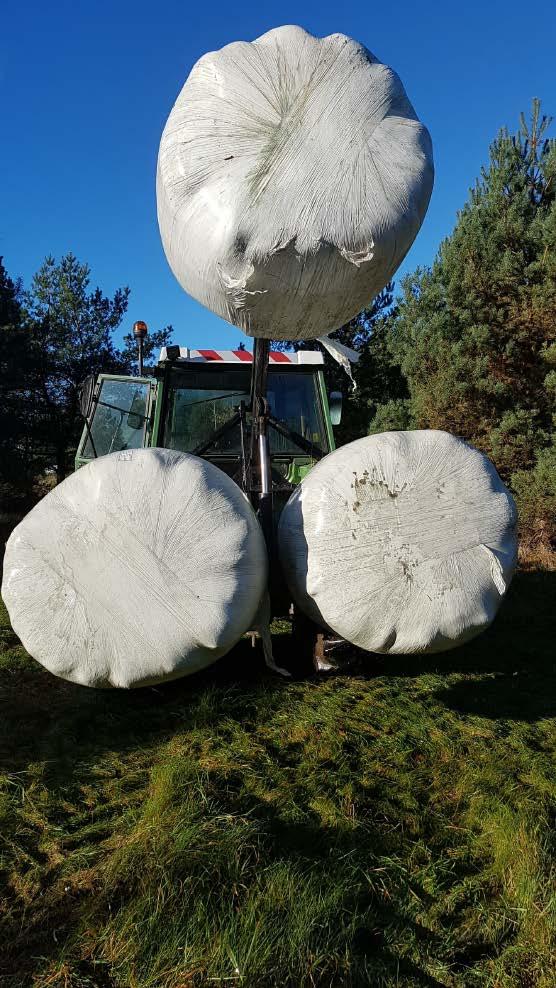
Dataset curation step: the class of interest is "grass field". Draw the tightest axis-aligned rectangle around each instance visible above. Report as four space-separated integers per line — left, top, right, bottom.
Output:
1 565 556 988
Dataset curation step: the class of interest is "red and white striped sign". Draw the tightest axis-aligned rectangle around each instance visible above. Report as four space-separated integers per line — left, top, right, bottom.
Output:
158 347 323 365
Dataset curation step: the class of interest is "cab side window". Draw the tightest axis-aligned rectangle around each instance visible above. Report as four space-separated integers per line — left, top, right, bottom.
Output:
83 379 149 458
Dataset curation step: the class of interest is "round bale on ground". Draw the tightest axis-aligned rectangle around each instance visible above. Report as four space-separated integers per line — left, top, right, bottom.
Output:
1 449 268 687
278 430 517 654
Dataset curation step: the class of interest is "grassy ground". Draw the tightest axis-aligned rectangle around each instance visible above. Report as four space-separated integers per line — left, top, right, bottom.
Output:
1 567 556 988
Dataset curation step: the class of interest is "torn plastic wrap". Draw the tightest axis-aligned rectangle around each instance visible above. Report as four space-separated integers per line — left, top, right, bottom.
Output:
278 431 518 654
157 25 434 341
1 449 268 688
318 336 360 387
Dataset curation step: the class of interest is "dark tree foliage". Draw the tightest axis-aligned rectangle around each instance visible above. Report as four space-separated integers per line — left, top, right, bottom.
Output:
341 288 410 444
273 283 407 444
0 257 43 505
0 253 172 506
1 253 175 500
22 254 131 481
119 325 174 376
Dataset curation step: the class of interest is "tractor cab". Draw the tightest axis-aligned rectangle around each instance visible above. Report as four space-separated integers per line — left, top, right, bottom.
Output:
76 346 341 500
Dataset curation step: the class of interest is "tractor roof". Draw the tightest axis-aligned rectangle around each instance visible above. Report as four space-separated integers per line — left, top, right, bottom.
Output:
158 347 324 365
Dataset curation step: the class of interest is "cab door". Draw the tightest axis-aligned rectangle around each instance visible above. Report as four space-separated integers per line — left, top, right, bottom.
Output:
75 375 156 469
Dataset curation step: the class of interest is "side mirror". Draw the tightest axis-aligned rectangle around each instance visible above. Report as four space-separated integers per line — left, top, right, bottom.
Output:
329 391 343 426
77 375 96 419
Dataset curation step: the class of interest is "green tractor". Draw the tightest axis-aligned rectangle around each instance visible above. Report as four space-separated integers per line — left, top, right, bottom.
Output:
76 330 343 663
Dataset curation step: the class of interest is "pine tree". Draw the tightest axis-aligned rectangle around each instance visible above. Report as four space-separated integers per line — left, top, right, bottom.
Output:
0 256 41 504
23 253 131 481
373 101 556 549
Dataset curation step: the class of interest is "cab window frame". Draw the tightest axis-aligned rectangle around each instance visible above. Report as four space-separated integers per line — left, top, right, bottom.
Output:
77 375 152 462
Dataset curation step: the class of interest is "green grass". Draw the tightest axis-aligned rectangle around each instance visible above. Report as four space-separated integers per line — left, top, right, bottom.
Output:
1 569 556 988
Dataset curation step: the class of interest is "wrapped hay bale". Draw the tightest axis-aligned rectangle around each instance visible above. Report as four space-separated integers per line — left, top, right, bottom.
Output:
1 449 267 687
157 24 433 340
278 431 517 653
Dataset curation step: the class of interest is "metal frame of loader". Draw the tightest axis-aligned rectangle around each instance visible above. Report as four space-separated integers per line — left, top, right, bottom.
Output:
161 341 337 670
239 339 334 670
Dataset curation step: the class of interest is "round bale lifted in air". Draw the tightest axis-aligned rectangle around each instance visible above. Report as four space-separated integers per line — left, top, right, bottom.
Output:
157 24 434 341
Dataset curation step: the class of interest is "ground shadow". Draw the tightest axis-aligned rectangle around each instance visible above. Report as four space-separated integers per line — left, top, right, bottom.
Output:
323 570 556 723
0 635 290 777
350 570 553 677
428 569 556 721
1 570 554 787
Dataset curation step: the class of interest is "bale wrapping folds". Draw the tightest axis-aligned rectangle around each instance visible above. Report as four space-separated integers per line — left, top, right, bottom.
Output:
1 449 267 687
157 24 433 340
278 431 517 653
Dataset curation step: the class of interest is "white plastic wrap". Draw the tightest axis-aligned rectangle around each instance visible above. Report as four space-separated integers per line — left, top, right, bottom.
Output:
157 25 434 341
278 431 517 653
1 449 267 688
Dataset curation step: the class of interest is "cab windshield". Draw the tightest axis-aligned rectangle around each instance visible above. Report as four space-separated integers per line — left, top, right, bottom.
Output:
163 366 327 456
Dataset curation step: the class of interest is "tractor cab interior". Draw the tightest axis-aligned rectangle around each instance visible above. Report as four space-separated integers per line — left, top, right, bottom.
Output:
162 363 327 460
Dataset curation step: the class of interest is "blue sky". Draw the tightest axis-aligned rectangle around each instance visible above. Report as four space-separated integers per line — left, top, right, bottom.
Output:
2 0 556 350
